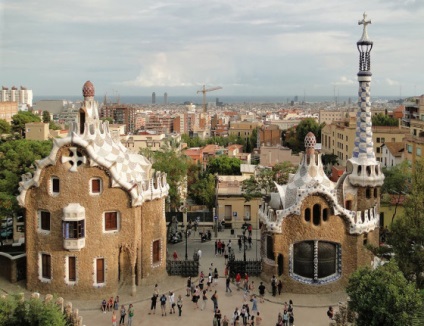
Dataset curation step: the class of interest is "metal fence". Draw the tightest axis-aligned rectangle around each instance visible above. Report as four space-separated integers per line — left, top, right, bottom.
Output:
165 211 214 224
227 248 262 278
166 260 199 277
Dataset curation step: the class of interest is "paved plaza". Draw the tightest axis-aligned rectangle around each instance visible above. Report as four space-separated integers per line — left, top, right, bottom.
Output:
0 229 347 325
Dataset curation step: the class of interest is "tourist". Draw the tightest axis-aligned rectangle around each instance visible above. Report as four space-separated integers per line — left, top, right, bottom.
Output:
277 280 283 295
222 315 230 326
211 290 218 311
186 277 192 296
215 308 222 324
177 294 183 317
193 286 200 309
226 275 232 293
168 291 175 314
111 310 117 326
258 282 265 303
238 237 242 252
255 312 262 326
282 310 289 326
119 305 126 325
213 267 219 286
127 304 134 326
327 306 334 319
149 293 158 315
215 240 218 255
107 297 113 311
289 311 294 326
201 290 208 311
173 251 178 260
160 294 167 316
101 299 107 313
235 273 241 290
271 275 277 296
207 273 213 292
199 271 205 290
251 295 258 313
113 297 119 311
198 248 202 260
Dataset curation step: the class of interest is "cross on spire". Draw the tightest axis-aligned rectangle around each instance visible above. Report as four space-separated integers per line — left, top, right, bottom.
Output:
358 12 372 42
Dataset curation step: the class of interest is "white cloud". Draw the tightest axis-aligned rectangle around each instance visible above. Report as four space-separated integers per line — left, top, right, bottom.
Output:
1 0 424 96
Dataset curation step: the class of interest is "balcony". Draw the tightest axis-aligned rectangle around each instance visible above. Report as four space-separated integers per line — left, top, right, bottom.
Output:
63 238 85 251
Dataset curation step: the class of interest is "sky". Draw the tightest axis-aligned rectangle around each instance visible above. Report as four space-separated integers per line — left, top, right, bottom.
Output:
0 0 423 98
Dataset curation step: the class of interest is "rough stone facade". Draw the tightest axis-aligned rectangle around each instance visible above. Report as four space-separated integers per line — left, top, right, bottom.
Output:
19 82 169 299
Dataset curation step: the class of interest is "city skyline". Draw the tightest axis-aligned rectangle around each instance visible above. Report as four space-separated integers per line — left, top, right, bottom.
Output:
1 0 423 98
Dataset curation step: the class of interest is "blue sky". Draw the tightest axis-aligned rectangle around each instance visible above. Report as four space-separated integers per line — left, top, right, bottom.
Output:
1 0 423 98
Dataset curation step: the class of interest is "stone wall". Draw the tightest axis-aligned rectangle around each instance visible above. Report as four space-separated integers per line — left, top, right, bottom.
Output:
138 198 167 286
263 195 375 294
25 146 145 299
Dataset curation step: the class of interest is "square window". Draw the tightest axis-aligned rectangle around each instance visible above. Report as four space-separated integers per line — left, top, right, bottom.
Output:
52 177 60 194
91 178 102 194
104 212 119 232
153 240 160 264
40 211 50 231
41 253 51 279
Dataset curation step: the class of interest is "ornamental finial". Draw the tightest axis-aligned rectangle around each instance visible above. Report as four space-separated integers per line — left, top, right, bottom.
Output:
358 12 372 43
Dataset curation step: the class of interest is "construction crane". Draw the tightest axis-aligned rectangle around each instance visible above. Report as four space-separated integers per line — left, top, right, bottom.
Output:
197 85 222 112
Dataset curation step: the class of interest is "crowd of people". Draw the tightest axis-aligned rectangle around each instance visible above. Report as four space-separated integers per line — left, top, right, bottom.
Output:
100 295 134 326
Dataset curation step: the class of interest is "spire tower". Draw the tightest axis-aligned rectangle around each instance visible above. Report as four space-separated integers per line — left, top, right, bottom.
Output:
346 13 384 187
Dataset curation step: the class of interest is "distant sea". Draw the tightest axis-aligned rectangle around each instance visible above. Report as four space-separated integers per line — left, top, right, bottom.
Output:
33 95 402 105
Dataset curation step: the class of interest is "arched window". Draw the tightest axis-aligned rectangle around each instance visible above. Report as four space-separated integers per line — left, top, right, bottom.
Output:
313 204 321 226
277 254 284 276
357 165 362 176
322 208 328 222
79 109 86 134
374 188 378 198
366 166 371 176
304 208 311 222
366 188 371 199
266 235 274 260
292 241 340 284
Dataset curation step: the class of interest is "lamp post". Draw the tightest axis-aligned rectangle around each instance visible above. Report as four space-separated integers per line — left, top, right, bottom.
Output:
185 226 188 261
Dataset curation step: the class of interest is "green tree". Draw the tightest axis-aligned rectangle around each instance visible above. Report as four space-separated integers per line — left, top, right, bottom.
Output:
346 261 422 326
242 163 296 201
0 119 11 134
146 148 189 211
206 155 241 176
283 118 324 153
0 140 52 215
49 121 61 130
42 110 51 123
188 171 216 210
0 294 68 326
372 113 398 126
11 111 41 137
101 117 114 124
388 158 424 288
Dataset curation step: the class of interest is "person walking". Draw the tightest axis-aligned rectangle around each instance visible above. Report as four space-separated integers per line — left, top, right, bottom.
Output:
177 295 183 317
215 240 218 255
127 304 134 326
201 290 208 311
256 312 262 326
238 237 242 252
225 275 232 293
119 305 126 326
235 273 241 290
258 282 265 303
277 280 283 295
160 294 167 316
211 290 218 311
271 275 277 296
168 291 175 314
213 268 219 286
251 295 258 313
111 310 117 326
186 277 192 296
149 293 158 314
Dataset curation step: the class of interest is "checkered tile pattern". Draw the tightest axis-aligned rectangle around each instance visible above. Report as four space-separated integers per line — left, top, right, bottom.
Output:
353 81 375 159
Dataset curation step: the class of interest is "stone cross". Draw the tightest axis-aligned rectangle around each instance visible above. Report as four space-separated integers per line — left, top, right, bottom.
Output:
358 12 371 35
62 147 87 172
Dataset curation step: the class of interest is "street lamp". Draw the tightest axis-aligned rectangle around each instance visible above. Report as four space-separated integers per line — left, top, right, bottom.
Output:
185 225 189 261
